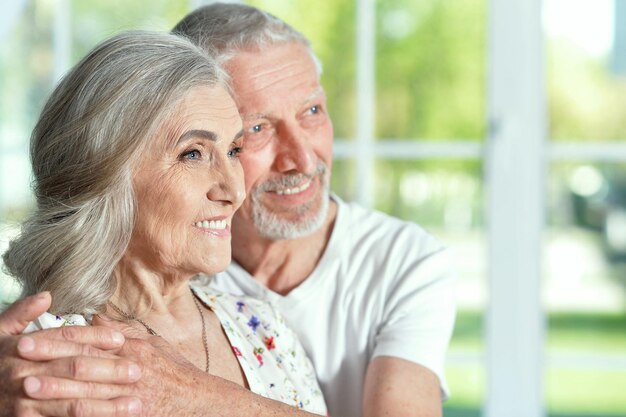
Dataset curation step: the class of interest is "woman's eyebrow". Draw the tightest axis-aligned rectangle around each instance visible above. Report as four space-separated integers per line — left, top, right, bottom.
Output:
176 129 217 146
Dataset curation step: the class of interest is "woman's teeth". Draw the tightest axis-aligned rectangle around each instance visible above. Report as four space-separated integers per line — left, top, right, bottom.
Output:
195 219 227 229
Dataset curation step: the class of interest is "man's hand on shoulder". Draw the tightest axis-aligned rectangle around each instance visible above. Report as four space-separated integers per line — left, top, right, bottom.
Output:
91 316 322 417
363 356 442 417
0 293 142 417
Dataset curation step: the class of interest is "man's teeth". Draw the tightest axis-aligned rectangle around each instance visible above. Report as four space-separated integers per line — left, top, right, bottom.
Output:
275 180 311 195
195 220 227 229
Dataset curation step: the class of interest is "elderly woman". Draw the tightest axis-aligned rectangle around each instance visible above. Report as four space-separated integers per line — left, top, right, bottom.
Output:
2 30 326 416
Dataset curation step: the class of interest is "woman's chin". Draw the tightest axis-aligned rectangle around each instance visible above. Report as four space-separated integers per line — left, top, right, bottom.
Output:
198 258 231 277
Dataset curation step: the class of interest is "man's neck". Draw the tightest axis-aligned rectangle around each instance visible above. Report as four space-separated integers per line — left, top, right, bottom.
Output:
231 200 337 295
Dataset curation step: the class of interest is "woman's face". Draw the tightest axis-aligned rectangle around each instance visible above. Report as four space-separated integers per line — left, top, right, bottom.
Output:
128 86 245 277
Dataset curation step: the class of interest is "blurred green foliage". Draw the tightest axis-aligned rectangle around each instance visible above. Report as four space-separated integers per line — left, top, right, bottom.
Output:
446 310 626 416
549 40 626 141
0 1 54 148
70 0 188 60
374 159 483 226
375 0 486 140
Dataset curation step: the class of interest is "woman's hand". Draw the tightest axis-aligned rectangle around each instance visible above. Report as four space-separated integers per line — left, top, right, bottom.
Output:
0 293 142 417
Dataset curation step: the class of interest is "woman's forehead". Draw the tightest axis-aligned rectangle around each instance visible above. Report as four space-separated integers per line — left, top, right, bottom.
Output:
154 87 241 148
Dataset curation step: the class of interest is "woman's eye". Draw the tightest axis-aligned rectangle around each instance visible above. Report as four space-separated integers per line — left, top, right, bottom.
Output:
181 149 201 160
228 147 243 158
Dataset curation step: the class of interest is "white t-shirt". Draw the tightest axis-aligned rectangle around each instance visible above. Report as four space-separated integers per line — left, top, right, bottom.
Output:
25 281 327 415
211 194 457 417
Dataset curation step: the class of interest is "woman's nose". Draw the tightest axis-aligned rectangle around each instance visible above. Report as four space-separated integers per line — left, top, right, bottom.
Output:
207 159 246 209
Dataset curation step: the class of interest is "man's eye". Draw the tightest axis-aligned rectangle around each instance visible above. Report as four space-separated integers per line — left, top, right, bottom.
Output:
182 149 201 160
250 124 262 133
309 105 319 114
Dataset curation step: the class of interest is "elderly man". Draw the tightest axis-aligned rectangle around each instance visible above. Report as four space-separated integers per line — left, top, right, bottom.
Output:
1 4 455 417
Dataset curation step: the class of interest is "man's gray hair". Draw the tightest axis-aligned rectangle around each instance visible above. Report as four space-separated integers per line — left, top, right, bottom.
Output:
2 30 226 315
172 2 322 75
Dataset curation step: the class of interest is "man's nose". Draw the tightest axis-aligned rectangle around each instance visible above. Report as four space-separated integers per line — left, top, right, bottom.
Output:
273 121 316 174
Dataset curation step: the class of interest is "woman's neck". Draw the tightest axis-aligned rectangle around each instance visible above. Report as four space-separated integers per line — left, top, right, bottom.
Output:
109 254 196 323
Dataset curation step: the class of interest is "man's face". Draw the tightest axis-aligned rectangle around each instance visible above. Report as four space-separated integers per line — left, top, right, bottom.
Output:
226 42 334 240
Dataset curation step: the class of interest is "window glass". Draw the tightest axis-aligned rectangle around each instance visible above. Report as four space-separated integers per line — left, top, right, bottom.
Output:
70 0 188 61
545 161 626 416
445 316 484 416
375 0 486 141
374 159 484 228
330 159 357 202
546 0 626 141
0 1 55 304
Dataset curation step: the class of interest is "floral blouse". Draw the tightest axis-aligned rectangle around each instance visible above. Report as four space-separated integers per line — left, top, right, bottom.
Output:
24 278 327 415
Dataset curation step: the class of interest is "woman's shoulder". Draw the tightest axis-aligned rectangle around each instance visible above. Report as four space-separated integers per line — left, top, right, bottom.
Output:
190 279 276 315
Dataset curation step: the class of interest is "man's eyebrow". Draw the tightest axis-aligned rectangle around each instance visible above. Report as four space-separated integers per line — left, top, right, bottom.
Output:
241 89 326 121
242 112 268 121
301 88 324 106
176 129 217 145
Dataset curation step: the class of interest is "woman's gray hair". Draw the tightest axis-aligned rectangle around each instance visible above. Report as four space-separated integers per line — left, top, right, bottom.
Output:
2 30 227 315
172 2 323 75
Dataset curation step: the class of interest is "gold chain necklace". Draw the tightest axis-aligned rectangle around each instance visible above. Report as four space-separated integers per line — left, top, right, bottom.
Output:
108 289 210 373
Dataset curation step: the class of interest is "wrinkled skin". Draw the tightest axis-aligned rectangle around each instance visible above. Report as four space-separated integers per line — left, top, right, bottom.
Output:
0 293 141 417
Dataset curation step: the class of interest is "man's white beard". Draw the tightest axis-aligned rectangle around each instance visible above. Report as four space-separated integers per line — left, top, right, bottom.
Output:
250 161 330 240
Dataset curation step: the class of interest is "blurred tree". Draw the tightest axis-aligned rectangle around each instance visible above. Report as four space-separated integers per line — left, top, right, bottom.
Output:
548 39 626 141
375 0 486 140
0 1 55 149
70 0 188 61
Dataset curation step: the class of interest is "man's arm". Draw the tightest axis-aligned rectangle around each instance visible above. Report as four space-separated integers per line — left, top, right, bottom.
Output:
363 356 442 417
86 317 324 417
363 236 456 417
16 314 322 417
0 293 142 417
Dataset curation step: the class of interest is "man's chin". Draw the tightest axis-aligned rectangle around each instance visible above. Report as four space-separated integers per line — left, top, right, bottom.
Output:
252 192 330 240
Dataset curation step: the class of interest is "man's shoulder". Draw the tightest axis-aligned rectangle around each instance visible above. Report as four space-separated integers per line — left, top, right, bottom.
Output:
334 195 445 253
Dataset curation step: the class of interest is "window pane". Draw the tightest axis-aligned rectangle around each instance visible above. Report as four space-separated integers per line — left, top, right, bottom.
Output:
444 363 484 417
0 1 55 304
70 0 188 61
545 162 626 416
545 0 626 141
330 159 357 202
546 369 626 416
375 0 486 141
0 1 54 154
247 0 357 140
374 159 484 227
